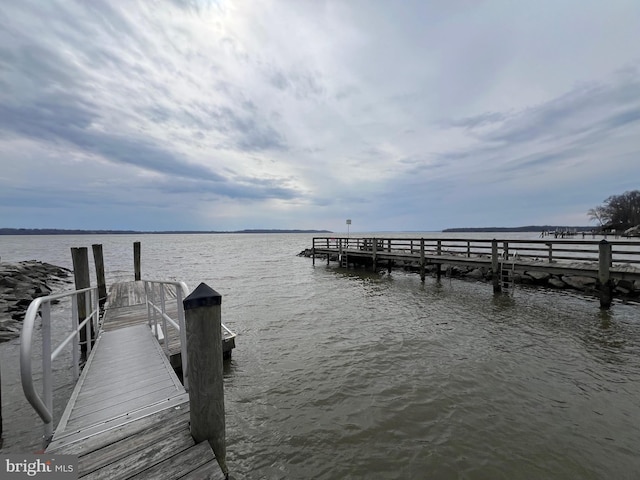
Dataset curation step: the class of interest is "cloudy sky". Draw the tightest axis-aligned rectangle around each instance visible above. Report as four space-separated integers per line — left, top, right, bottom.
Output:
1 1 639 232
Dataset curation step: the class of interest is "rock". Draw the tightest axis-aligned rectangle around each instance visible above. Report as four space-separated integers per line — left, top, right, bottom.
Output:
526 271 551 283
548 278 566 289
0 260 71 343
467 268 484 279
562 275 597 291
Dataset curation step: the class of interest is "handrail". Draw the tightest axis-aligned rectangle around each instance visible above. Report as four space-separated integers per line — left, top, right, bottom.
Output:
20 286 99 445
142 279 238 393
143 280 190 391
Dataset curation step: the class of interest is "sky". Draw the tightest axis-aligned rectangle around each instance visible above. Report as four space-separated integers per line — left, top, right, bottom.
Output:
1 0 639 232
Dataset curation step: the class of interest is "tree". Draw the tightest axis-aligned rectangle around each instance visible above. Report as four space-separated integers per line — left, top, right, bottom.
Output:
589 190 640 229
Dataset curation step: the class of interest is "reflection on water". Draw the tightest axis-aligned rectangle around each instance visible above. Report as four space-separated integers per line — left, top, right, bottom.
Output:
1 233 640 479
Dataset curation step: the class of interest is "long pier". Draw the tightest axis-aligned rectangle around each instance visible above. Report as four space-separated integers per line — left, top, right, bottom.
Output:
21 273 235 478
312 236 640 308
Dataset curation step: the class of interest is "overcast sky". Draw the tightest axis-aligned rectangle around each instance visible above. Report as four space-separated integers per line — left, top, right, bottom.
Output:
1 1 639 232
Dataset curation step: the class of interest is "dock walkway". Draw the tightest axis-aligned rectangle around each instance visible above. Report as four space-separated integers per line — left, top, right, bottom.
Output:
45 281 224 479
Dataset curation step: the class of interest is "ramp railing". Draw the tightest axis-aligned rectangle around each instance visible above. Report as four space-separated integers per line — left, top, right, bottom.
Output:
20 286 100 445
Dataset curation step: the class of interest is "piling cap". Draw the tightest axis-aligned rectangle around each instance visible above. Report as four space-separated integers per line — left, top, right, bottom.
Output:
183 282 222 310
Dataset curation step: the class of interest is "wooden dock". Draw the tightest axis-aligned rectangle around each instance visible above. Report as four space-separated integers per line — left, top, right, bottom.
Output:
312 236 640 308
44 281 227 479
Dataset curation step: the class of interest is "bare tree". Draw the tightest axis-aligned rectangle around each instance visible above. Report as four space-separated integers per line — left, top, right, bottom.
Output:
589 190 640 229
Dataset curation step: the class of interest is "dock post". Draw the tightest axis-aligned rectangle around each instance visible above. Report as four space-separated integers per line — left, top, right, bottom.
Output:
134 241 141 281
372 238 378 271
503 241 509 260
1 362 3 449
92 244 107 309
420 238 426 282
183 283 228 477
598 240 613 309
492 239 501 294
71 247 93 359
312 238 315 266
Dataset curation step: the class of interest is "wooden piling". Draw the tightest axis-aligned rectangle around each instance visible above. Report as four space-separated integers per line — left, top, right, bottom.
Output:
1 362 3 449
134 241 141 281
71 247 93 360
492 239 501 293
372 238 378 271
598 240 613 309
92 244 107 308
183 283 228 477
420 239 426 282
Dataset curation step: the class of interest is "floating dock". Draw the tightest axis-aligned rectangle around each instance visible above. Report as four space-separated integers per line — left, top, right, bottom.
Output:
21 279 233 479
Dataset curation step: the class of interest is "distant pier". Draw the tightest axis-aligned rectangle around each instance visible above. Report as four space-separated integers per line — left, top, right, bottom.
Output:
311 236 640 309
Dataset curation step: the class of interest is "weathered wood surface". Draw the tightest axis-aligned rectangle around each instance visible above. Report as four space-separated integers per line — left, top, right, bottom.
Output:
46 281 225 479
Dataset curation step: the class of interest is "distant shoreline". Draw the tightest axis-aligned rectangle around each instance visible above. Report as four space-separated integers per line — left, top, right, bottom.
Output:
0 228 333 235
443 225 595 233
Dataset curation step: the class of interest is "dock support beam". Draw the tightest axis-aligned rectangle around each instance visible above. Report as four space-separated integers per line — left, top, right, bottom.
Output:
598 240 613 309
183 283 228 478
92 244 107 309
134 241 141 281
71 247 93 360
492 239 501 294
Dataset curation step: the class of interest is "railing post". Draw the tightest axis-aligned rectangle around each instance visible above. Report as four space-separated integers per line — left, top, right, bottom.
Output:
41 302 53 443
420 238 425 282
467 241 471 258
598 240 613 309
437 240 442 256
160 286 169 357
492 239 501 293
183 283 228 477
71 297 79 379
503 241 509 260
176 286 189 391
92 244 107 309
547 243 553 263
71 247 93 360
134 241 141 281
326 239 330 265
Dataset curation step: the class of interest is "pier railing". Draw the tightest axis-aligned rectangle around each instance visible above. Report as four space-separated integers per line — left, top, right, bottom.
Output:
143 279 190 390
20 286 100 444
312 237 640 265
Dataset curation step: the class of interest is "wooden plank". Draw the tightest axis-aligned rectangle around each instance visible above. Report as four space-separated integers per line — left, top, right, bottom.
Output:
47 401 189 454
46 394 189 453
179 460 225 480
81 427 194 480
79 409 192 475
128 441 215 480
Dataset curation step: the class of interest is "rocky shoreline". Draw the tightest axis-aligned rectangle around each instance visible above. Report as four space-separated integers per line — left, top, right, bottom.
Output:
0 260 72 342
299 250 640 300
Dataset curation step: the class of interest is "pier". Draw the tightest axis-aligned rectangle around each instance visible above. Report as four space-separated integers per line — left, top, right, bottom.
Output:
311 237 640 308
19 245 236 479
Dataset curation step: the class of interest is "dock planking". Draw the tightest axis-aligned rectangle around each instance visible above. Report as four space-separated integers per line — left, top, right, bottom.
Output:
45 281 225 479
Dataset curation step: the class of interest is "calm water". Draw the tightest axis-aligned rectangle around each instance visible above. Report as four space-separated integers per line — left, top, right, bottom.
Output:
1 233 640 479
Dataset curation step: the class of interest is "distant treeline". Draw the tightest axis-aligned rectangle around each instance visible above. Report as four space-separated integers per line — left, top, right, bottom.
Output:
0 228 333 235
443 226 595 233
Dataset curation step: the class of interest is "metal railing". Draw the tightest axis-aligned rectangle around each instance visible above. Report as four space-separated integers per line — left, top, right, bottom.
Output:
20 286 100 444
143 280 190 390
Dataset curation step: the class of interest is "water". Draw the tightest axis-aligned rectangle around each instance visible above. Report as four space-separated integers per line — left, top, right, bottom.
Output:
1 233 640 479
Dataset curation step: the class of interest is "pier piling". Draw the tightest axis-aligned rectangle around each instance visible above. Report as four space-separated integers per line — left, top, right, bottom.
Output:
134 241 141 281
71 247 93 359
183 283 228 477
598 240 613 309
92 244 107 309
491 239 501 294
